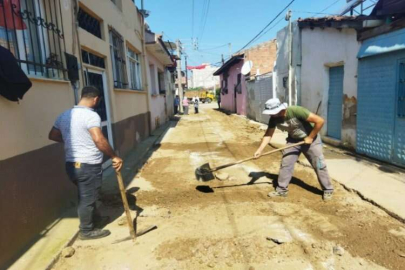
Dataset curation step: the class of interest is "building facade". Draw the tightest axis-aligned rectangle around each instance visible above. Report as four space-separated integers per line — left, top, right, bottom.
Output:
214 40 277 116
0 0 174 267
188 64 219 89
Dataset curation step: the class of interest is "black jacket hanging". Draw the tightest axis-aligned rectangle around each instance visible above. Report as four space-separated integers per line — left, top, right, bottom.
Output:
0 45 32 102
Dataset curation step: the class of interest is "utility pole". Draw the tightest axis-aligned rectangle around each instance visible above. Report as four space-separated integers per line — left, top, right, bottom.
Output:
176 39 184 113
228 43 232 58
221 54 225 65
286 9 293 106
185 55 188 89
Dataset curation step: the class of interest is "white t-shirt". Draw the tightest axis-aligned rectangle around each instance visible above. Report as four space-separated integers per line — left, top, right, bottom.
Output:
54 106 103 164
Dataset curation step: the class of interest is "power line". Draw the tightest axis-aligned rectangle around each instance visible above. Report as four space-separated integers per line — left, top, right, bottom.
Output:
191 0 195 39
255 17 285 43
292 10 339 15
199 0 211 42
236 0 296 53
320 0 342 13
198 43 229 51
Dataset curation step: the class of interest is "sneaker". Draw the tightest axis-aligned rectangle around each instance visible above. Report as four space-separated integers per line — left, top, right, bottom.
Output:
323 191 334 201
79 229 111 240
268 190 288 198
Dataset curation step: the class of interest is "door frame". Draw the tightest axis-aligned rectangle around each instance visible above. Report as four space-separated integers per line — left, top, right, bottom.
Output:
83 67 114 169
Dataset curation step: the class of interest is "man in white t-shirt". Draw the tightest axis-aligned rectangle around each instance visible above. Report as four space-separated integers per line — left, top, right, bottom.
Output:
49 86 123 240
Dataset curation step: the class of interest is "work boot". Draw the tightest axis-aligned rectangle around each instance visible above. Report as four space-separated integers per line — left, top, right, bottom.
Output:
268 190 288 198
79 229 111 240
323 190 334 201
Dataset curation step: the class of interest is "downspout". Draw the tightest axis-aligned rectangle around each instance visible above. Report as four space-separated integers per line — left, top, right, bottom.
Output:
140 0 152 135
72 0 85 104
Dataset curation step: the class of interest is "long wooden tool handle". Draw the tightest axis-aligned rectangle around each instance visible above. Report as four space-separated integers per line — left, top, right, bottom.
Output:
116 171 136 241
213 141 305 171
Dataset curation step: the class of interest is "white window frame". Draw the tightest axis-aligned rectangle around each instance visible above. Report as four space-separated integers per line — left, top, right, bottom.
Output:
126 47 142 90
109 29 127 88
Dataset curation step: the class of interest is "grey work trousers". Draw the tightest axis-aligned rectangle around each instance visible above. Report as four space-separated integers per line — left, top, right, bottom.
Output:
276 136 333 193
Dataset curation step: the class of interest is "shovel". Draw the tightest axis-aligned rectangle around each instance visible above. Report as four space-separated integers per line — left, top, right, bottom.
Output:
115 171 136 241
195 141 305 181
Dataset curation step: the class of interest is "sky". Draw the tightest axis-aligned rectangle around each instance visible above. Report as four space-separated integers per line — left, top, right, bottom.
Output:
143 0 376 68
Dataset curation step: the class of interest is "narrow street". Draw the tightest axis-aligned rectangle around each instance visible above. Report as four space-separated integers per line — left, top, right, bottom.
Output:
53 104 405 270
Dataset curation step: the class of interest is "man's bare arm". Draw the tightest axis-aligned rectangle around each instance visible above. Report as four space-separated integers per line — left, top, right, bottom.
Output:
304 113 325 144
89 127 123 171
254 128 275 158
89 127 116 158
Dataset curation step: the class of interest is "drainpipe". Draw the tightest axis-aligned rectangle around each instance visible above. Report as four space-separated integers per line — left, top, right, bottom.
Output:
140 0 152 135
286 10 293 106
72 0 85 104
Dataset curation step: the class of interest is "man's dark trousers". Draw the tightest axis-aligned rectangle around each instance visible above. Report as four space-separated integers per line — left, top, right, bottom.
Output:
66 162 102 232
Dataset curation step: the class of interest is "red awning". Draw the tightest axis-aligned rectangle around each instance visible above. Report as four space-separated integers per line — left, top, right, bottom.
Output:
0 0 27 30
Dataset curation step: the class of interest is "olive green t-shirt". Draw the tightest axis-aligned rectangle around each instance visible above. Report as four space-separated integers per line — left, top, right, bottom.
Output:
268 106 314 139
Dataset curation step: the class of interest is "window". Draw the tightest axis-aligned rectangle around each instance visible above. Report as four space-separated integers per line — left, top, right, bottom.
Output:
221 72 228 94
149 64 157 95
158 70 165 94
82 50 105 68
127 47 142 90
78 8 101 39
235 73 242 94
0 0 66 79
109 28 127 88
398 61 405 117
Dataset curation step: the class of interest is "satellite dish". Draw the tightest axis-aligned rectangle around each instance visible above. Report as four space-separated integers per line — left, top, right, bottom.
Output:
241 61 253 75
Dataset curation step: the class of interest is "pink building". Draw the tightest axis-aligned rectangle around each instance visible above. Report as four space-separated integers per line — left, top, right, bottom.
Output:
214 40 277 116
214 55 247 115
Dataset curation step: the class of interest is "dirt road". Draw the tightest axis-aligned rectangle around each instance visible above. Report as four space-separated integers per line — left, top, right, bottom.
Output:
54 104 405 270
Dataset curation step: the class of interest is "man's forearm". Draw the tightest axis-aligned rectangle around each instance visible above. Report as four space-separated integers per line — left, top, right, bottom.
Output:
308 121 324 139
95 137 117 158
258 136 272 151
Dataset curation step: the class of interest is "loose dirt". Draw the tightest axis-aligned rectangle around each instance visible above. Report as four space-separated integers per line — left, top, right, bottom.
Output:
53 104 405 270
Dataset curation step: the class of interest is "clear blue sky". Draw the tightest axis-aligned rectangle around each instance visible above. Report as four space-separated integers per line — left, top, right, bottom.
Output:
142 0 375 67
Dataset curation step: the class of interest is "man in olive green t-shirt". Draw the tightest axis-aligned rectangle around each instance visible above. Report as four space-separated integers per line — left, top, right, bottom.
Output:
254 98 334 200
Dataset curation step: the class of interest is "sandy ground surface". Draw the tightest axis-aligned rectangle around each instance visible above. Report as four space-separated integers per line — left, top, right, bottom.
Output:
53 104 405 270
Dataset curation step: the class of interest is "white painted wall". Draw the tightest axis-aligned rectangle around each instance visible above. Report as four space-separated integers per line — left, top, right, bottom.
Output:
147 53 170 131
300 27 361 148
188 64 220 89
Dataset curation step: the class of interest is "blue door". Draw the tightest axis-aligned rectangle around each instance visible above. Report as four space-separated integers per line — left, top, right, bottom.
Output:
327 66 344 140
393 60 405 165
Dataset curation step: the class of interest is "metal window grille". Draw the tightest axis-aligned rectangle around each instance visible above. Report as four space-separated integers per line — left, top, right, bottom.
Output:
0 0 67 79
82 49 105 68
77 8 101 39
109 28 127 88
398 62 405 118
127 47 142 90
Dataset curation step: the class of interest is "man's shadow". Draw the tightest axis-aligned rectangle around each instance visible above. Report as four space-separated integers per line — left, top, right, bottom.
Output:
99 187 144 230
248 171 323 195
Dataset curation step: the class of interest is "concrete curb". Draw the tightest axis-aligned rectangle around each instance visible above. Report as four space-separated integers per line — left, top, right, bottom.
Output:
43 120 176 270
45 230 79 270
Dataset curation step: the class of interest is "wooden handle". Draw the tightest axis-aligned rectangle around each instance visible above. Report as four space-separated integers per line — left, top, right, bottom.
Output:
213 141 305 171
116 171 136 241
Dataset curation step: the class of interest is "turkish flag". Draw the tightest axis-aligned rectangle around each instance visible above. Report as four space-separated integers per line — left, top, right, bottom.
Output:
0 0 27 30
